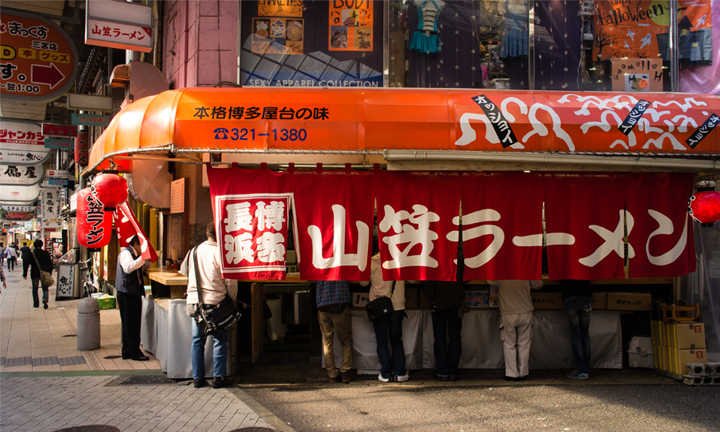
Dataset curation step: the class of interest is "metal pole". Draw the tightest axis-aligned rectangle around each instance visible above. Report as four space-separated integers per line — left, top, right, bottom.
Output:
527 2 535 90
668 0 679 92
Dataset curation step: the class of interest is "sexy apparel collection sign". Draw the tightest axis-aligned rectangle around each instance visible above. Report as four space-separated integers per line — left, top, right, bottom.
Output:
206 164 696 282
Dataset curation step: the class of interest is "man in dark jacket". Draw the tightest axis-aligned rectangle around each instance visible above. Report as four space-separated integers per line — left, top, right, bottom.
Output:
115 235 150 361
20 241 31 262
22 240 53 309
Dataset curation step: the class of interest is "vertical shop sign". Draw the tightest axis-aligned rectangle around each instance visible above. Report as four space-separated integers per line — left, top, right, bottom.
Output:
329 0 373 51
39 187 61 228
74 132 88 165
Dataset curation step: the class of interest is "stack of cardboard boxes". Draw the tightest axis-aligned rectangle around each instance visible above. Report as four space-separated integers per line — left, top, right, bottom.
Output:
651 318 707 376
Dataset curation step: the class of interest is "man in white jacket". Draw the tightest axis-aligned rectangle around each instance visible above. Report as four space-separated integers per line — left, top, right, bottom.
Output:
361 253 408 383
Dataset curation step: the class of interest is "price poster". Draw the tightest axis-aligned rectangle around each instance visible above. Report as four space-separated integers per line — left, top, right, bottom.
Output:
329 0 373 51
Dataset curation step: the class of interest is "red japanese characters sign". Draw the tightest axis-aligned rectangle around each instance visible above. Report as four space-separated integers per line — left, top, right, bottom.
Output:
77 188 111 249
292 168 375 281
114 202 158 262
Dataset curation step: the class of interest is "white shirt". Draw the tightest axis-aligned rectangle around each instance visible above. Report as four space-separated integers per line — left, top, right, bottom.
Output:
361 254 405 311
118 247 147 275
180 240 235 306
488 280 543 315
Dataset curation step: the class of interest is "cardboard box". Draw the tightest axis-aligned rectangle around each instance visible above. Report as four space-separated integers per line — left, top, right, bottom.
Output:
661 321 670 347
661 346 670 371
651 321 664 347
352 292 370 308
97 295 116 310
592 292 607 310
531 292 563 310
467 291 490 308
668 322 705 350
670 348 707 375
653 345 665 370
607 293 652 311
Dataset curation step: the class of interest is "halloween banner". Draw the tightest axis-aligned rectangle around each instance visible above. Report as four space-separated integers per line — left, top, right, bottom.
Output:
292 167 374 281
594 0 713 65
114 202 158 263
329 0 373 51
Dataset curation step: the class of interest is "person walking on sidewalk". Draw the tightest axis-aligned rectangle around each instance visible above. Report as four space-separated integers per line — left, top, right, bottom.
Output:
20 241 31 262
180 222 236 389
5 243 18 271
316 280 356 383
0 264 6 294
22 240 53 309
0 243 5 268
562 279 593 380
115 235 151 361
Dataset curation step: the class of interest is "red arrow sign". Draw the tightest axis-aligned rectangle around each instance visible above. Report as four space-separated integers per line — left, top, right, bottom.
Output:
31 63 66 89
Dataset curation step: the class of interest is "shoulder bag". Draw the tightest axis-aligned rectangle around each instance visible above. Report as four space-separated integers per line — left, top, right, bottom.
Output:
192 247 242 336
31 250 54 286
365 281 396 321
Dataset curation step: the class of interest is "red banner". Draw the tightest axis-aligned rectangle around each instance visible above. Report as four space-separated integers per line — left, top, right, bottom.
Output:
292 168 374 281
114 202 158 262
461 173 544 280
207 164 292 280
375 171 462 281
544 174 627 280
626 173 696 278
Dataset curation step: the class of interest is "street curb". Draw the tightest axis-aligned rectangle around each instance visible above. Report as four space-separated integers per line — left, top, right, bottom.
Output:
228 386 297 432
0 369 165 378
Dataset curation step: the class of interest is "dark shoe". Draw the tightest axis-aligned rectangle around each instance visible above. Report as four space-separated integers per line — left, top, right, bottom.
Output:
503 375 523 382
341 369 357 383
33 305 39 308
194 379 208 388
329 375 341 383
449 375 458 382
43 301 48 309
433 372 450 381
131 355 150 361
212 376 232 388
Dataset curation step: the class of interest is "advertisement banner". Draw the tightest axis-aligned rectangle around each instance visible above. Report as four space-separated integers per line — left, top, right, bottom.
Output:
0 163 44 186
39 188 62 228
113 202 158 262
329 0 373 51
292 168 374 281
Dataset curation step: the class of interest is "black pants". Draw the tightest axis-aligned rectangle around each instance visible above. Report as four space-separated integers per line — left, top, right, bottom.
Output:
116 291 143 359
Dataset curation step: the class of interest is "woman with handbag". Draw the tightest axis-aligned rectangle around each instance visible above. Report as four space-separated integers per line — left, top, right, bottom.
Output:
361 253 408 383
22 240 53 309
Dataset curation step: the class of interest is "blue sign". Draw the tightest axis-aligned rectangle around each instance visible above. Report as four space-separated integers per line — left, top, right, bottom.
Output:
71 113 110 127
44 138 74 149
49 178 69 186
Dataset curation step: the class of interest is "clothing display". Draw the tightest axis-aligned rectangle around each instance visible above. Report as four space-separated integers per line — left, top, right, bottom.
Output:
409 0 444 54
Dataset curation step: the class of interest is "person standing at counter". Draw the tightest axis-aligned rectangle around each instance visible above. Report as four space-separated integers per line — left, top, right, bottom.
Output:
562 279 593 380
316 280 356 383
181 222 236 389
488 279 543 381
362 253 408 383
115 235 150 361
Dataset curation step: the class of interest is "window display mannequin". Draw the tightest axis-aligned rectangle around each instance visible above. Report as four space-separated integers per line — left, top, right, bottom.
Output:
410 0 445 54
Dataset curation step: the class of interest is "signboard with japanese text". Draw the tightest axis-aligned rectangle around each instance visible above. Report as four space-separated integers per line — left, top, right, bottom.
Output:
0 182 39 205
42 123 76 137
0 119 50 165
85 0 153 53
206 166 696 281
0 10 78 101
0 204 35 221
329 0 373 51
39 187 61 228
75 132 88 165
0 163 44 185
44 138 74 149
71 113 110 127
46 169 69 178
113 201 158 262
258 0 303 17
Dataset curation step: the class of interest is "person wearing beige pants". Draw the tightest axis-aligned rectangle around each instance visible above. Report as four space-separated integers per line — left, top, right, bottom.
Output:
316 280 356 383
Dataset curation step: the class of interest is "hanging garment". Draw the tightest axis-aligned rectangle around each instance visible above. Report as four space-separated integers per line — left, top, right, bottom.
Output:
409 0 443 54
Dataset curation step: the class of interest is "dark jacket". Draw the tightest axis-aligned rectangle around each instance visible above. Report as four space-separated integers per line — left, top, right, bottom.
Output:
115 246 145 297
20 245 31 261
422 248 467 310
23 247 52 279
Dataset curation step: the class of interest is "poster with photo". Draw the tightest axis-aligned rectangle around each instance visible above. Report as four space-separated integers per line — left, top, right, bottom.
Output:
258 0 303 17
329 1 373 51
252 17 304 55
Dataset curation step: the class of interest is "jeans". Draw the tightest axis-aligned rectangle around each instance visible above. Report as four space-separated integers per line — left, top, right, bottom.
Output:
372 310 406 379
191 319 229 380
564 296 592 374
432 306 463 377
31 277 49 307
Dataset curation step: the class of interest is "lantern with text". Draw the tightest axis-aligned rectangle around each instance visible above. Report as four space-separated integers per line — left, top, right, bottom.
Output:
91 173 128 210
689 191 720 224
77 188 112 248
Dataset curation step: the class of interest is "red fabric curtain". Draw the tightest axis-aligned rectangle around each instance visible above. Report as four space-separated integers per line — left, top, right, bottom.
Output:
292 168 374 281
375 171 462 281
626 173 696 278
113 202 158 262
461 173 544 280
544 173 627 280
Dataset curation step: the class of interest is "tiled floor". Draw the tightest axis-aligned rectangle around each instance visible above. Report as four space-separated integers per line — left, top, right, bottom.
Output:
0 263 161 372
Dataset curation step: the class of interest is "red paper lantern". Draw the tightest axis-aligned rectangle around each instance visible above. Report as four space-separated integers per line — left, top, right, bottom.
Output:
77 188 112 248
91 173 128 210
688 191 720 223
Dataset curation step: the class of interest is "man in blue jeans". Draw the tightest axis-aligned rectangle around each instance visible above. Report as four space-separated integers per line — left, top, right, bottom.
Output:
562 279 593 380
181 222 236 389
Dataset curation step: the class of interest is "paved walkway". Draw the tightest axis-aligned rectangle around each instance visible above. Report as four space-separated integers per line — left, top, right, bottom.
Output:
0 261 287 432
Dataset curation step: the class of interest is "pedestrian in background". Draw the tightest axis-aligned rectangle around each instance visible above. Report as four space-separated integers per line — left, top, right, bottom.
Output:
362 252 408 383
5 243 18 271
115 235 150 361
488 279 543 381
562 279 593 380
316 280 356 383
0 242 5 268
180 222 236 389
22 240 53 309
0 264 6 294
20 241 31 263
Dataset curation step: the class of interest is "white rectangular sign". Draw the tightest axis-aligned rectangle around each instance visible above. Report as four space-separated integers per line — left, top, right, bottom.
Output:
66 93 113 111
86 18 153 52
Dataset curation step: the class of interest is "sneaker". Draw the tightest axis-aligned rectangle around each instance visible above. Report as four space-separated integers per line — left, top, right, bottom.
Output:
212 376 232 388
193 379 208 388
566 369 589 380
341 369 357 383
395 373 409 382
378 374 390 383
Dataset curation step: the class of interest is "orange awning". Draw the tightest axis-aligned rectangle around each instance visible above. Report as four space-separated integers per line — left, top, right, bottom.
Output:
88 88 720 171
